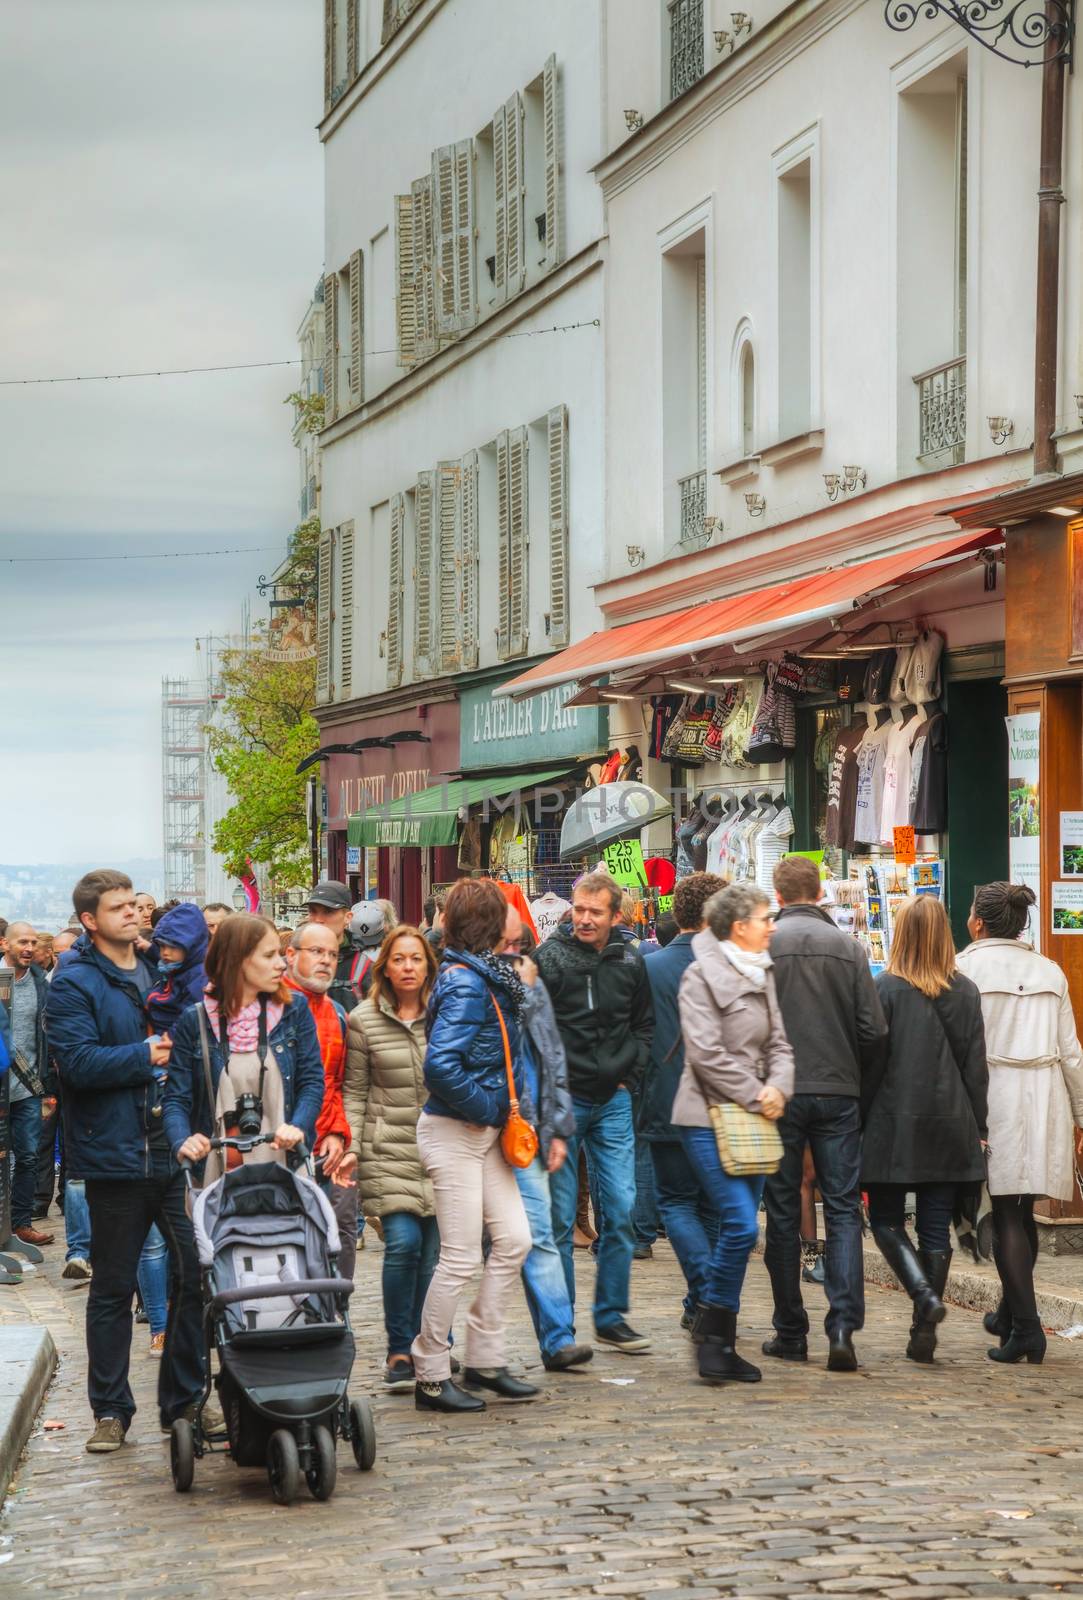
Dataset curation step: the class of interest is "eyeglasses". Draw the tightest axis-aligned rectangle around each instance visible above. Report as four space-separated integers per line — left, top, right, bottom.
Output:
737 912 776 926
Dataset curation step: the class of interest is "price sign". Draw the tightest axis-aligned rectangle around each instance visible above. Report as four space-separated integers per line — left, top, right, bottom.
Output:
657 894 674 913
893 825 917 866
603 838 648 888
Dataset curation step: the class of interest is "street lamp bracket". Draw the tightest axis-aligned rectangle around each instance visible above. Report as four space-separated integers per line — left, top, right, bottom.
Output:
883 0 1073 67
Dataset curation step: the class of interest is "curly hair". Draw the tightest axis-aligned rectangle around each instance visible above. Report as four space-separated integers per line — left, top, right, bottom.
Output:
673 872 728 931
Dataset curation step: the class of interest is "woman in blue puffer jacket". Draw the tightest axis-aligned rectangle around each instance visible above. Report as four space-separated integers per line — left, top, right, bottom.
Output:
411 879 537 1414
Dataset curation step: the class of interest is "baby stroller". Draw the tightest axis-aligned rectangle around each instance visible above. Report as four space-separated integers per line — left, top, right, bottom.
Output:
171 1134 376 1504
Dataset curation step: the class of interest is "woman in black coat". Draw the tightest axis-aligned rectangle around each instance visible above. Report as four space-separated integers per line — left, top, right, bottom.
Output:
861 895 988 1363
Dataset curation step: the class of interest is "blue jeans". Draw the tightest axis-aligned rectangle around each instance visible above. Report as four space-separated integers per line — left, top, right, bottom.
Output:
550 1090 637 1333
680 1126 765 1312
634 1133 660 1247
64 1178 92 1262
649 1141 721 1313
137 1224 169 1337
381 1211 440 1356
763 1095 865 1341
9 1096 42 1230
516 1157 576 1357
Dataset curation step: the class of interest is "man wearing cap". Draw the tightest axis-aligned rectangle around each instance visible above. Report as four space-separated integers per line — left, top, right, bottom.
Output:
307 881 372 1015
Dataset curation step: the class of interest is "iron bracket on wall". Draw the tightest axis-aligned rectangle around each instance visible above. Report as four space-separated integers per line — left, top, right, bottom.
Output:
884 0 1073 68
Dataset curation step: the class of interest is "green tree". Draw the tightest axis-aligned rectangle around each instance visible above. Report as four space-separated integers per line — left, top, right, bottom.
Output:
208 633 318 890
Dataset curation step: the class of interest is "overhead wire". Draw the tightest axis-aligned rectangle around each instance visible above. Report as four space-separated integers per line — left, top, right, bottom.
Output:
2 546 279 565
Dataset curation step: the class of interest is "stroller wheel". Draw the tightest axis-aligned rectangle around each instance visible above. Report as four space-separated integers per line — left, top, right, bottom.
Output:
349 1397 376 1472
267 1429 300 1506
306 1425 337 1502
170 1420 195 1493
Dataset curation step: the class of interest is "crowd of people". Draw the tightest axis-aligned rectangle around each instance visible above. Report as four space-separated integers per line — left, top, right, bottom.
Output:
2 857 1082 1454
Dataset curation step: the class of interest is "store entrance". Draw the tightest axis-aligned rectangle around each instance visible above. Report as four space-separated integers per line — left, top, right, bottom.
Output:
944 676 1009 950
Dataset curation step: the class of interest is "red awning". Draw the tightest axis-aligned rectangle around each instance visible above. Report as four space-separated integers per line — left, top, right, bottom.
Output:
497 529 994 697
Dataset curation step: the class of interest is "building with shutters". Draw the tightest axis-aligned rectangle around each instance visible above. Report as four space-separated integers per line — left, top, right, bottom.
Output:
312 0 610 919
292 282 325 525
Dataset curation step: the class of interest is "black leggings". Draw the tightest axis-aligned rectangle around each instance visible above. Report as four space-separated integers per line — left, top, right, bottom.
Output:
991 1194 1039 1323
866 1183 955 1253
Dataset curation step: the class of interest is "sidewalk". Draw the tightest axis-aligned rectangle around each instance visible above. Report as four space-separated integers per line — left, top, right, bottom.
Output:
0 1255 59 1499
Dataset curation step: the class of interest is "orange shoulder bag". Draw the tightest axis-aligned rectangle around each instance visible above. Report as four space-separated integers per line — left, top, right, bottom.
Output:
489 994 539 1170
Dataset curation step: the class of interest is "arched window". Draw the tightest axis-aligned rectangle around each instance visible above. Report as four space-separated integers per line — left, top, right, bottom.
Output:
740 341 755 458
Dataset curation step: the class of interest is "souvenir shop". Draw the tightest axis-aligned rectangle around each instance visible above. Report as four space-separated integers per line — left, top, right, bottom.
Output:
496 527 1012 964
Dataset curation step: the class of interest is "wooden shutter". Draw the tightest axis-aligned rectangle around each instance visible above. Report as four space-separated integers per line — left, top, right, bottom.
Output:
323 273 338 422
507 425 529 656
436 461 462 671
316 527 333 703
546 404 569 648
696 255 707 469
324 0 334 108
348 248 363 407
381 0 396 46
459 450 479 670
432 146 457 339
543 55 562 271
504 92 525 297
394 194 417 367
454 139 477 330
387 494 405 688
493 104 507 303
413 471 436 677
412 174 436 361
496 430 511 656
346 0 358 79
338 519 355 699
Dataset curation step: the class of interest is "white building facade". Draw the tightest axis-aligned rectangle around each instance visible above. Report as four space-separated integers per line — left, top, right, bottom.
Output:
314 0 611 919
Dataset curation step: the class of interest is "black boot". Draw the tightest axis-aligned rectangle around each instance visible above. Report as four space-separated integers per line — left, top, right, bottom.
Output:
692 1304 761 1384
906 1248 952 1363
873 1224 946 1329
987 1317 1046 1365
414 1378 486 1413
462 1366 539 1402
983 1300 1012 1345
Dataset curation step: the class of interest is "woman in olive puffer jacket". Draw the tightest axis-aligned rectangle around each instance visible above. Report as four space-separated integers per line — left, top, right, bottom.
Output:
344 925 439 1394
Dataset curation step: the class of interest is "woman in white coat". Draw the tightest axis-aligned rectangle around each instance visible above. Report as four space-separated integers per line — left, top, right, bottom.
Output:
957 882 1083 1365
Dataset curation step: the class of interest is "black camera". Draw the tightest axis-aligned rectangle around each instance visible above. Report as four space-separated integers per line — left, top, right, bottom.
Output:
229 1092 263 1139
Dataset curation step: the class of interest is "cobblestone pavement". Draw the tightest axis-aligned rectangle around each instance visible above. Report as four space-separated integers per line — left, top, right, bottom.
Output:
4 1224 1083 1600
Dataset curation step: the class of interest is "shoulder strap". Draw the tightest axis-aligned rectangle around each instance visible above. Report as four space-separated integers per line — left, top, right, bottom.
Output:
195 1004 217 1119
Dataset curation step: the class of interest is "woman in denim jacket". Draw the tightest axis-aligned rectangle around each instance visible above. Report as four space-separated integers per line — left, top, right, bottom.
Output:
411 879 537 1414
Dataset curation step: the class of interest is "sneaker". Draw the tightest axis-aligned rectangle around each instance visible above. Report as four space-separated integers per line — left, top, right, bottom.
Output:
633 1242 654 1261
595 1320 651 1354
62 1258 92 1281
149 1333 166 1358
383 1356 415 1393
86 1417 125 1454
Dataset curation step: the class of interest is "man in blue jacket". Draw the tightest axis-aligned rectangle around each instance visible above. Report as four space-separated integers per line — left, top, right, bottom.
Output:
46 870 208 1454
640 873 726 1330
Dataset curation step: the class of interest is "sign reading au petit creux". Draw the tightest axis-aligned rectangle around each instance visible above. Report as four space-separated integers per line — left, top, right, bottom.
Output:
459 681 607 772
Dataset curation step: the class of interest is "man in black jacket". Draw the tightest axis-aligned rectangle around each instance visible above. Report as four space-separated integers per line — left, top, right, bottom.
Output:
537 871 654 1354
762 856 887 1372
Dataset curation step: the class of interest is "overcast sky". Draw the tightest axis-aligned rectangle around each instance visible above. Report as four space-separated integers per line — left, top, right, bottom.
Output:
0 0 322 866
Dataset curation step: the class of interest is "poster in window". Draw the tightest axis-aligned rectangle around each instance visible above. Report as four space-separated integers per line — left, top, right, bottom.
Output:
1005 713 1041 951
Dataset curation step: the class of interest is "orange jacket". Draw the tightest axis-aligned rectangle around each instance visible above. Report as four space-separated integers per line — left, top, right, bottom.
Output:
283 976 350 1145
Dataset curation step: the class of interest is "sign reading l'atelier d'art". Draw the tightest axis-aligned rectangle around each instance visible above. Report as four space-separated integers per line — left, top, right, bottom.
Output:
459 681 607 772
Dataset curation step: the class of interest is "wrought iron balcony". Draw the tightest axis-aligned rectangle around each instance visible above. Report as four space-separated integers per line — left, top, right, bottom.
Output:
914 356 967 463
669 0 705 99
679 469 707 543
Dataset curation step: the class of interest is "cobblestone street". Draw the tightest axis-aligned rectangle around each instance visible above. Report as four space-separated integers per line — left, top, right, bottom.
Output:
4 1230 1083 1599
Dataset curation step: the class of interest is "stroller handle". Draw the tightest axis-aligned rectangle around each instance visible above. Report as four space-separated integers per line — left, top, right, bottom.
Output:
211 1277 354 1310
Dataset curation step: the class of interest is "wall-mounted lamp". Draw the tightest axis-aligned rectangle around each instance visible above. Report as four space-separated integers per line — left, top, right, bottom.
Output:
843 465 867 493
987 415 1015 445
1075 394 1083 426
703 515 721 534
624 108 644 132
731 12 753 38
626 544 646 567
744 493 766 517
714 28 732 51
823 472 842 502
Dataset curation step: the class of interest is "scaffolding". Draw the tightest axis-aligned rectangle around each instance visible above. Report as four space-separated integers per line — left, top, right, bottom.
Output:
160 634 236 904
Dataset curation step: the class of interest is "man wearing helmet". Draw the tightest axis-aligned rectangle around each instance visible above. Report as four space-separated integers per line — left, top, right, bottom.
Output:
306 880 387 1015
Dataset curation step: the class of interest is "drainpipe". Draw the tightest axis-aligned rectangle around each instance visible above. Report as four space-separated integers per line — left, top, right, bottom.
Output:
1033 4 1068 478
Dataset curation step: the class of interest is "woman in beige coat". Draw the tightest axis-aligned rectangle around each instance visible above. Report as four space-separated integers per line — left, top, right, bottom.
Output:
958 881 1083 1366
344 925 439 1392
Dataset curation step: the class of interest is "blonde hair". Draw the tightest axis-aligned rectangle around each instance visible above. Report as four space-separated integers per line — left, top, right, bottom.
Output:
885 896 956 998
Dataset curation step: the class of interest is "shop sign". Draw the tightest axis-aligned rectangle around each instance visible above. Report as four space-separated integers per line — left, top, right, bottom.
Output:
1052 880 1083 933
459 681 606 772
324 702 460 829
603 838 648 888
1006 712 1041 950
345 845 361 873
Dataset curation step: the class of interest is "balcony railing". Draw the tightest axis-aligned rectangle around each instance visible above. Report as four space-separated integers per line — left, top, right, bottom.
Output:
679 469 707 544
669 0 704 100
914 356 966 463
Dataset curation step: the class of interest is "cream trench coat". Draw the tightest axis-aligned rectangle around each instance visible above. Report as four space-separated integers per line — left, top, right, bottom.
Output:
956 938 1083 1199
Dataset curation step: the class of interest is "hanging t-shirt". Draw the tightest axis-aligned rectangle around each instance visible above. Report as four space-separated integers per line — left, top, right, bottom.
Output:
755 806 795 893
824 724 866 850
910 711 948 832
879 714 924 843
852 720 893 845
904 630 944 705
530 891 572 943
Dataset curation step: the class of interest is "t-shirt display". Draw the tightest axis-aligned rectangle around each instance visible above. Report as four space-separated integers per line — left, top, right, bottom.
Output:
909 709 948 833
530 891 572 943
824 724 866 850
879 712 924 843
852 719 893 845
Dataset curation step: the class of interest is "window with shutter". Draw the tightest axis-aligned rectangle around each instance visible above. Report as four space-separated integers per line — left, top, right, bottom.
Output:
316 528 333 703
323 273 338 422
507 424 529 655
493 103 507 304
496 431 511 656
459 449 480 670
436 461 462 672
394 193 417 367
412 174 436 361
454 139 477 331
324 0 334 109
543 56 562 272
504 92 525 297
432 146 457 340
546 405 569 648
413 470 436 677
346 0 358 80
387 494 405 688
337 520 355 699
696 255 707 469
348 248 364 407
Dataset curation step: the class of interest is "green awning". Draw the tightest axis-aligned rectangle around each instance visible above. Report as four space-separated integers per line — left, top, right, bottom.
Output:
346 768 573 850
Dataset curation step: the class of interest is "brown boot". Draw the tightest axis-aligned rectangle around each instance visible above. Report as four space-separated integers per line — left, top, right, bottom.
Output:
575 1149 596 1247
14 1225 54 1246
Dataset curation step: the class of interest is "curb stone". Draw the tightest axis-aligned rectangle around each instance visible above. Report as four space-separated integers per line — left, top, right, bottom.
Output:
0 1325 57 1499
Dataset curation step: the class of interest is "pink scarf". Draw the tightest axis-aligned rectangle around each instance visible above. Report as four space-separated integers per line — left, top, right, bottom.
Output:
202 993 284 1053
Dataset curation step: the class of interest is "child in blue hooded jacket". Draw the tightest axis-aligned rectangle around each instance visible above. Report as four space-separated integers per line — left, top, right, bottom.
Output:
145 902 209 1034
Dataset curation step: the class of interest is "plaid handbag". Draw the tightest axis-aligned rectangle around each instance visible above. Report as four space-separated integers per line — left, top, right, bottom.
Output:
707 1100 784 1176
